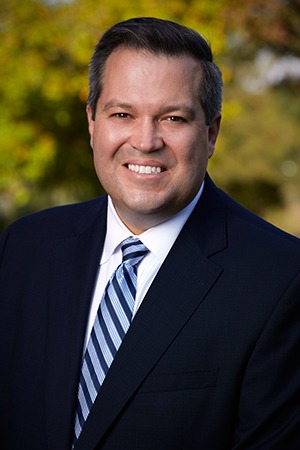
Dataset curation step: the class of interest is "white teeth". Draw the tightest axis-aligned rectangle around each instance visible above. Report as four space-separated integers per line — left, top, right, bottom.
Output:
128 164 162 174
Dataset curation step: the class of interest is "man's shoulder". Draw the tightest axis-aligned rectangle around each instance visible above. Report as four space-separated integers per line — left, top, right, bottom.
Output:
1 195 108 241
202 176 300 256
216 184 300 256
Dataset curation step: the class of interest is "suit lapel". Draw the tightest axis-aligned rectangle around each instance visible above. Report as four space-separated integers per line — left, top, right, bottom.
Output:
45 197 108 450
75 176 228 450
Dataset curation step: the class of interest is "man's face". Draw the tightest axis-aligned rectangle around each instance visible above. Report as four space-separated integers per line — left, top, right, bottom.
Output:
87 47 221 234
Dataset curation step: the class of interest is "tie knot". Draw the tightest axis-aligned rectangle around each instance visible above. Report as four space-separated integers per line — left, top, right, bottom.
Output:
121 237 149 266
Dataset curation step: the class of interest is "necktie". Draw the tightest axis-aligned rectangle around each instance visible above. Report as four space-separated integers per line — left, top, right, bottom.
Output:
74 237 149 442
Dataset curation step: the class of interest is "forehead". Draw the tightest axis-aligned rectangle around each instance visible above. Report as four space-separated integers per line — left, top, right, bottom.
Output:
101 47 203 98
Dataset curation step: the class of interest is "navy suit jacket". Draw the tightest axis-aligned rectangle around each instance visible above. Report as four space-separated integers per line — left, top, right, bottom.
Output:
1 175 300 449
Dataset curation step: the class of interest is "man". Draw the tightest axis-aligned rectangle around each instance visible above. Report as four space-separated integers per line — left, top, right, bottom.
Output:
0 17 300 450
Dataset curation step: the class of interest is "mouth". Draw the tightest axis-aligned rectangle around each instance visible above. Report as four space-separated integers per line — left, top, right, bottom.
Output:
127 164 165 174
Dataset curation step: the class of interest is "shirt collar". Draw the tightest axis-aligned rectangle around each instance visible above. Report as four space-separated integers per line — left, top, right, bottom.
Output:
101 182 204 265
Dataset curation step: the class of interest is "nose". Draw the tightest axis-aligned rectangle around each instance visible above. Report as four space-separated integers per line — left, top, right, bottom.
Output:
129 119 164 152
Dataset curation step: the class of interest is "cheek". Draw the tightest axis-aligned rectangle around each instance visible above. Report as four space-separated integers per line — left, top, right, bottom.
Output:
105 121 131 145
178 146 209 191
177 142 207 170
92 136 117 168
92 121 122 149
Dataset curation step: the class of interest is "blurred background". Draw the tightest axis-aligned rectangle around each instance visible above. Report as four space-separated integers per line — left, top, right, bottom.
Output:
1 0 300 235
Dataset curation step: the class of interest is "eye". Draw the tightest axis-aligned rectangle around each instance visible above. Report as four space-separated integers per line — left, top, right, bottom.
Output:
113 112 131 119
166 115 186 123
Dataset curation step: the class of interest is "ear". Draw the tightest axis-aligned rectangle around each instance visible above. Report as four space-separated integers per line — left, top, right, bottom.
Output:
208 113 221 158
86 105 95 148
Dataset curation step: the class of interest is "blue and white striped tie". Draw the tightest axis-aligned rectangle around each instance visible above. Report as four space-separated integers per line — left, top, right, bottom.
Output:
74 236 149 442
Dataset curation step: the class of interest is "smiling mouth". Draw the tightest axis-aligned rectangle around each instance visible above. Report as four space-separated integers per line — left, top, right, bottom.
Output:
127 164 164 174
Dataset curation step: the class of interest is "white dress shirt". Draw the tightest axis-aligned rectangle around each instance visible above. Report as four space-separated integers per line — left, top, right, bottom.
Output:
83 183 204 351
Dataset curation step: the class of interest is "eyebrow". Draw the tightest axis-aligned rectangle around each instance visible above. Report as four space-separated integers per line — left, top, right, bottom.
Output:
102 101 134 112
161 105 197 119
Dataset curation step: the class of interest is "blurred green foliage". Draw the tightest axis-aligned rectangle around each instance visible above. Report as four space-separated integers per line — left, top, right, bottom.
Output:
1 0 300 235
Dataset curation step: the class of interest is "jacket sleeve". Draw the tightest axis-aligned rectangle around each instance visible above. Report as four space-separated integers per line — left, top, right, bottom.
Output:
0 225 10 270
233 270 300 449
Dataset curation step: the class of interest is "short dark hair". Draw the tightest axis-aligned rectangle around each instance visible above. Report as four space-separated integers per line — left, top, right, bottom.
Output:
88 17 222 125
